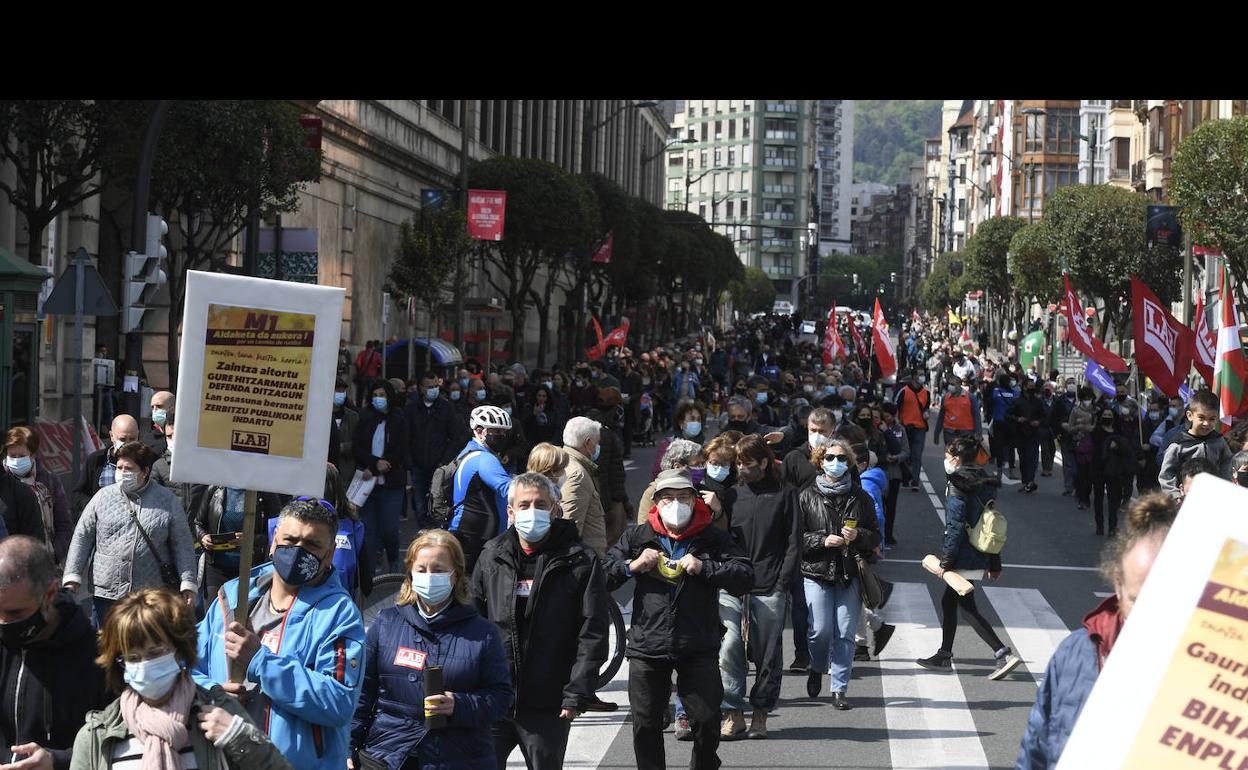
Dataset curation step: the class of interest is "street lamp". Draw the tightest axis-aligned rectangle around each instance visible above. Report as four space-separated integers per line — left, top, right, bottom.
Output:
685 165 730 210
641 136 694 166
979 148 1038 223
582 100 660 173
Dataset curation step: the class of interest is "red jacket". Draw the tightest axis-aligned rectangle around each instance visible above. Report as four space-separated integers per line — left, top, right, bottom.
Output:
646 498 714 541
355 347 382 378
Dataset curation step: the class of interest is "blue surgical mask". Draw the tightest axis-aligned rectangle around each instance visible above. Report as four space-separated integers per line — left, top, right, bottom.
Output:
5 456 32 477
706 463 730 483
333 391 347 407
756 392 769 404
476 389 487 401
124 652 184 701
514 507 551 542
412 571 454 606
450 391 461 401
1168 406 1180 419
272 544 325 587
592 444 601 462
683 421 702 438
459 378 470 389
1148 410 1160 421
823 458 848 479
372 396 389 412
425 388 440 403
152 409 168 427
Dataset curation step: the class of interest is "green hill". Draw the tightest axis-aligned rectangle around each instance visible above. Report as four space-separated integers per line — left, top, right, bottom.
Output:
853 100 943 185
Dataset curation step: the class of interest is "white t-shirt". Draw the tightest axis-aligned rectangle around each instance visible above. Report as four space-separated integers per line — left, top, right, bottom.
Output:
371 423 386 485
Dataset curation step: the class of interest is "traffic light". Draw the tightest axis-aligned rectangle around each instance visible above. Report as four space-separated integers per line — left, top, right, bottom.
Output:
123 213 168 333
949 259 964 277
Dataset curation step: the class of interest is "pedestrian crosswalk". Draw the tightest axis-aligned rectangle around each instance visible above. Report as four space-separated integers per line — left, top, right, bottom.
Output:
982 587 1071 686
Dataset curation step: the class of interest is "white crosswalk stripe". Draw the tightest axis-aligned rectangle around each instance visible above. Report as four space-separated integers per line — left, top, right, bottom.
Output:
918 469 945 524
880 582 990 769
507 601 633 768
983 587 1072 686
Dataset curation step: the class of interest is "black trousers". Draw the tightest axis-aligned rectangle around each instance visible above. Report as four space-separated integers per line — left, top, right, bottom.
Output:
629 656 722 770
884 478 901 541
492 710 571 770
1092 476 1129 532
939 584 1004 655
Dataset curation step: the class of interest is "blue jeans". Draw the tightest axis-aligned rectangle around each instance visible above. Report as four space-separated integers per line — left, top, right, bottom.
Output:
719 589 789 711
92 597 116 630
804 576 861 693
907 427 927 485
360 485 405 574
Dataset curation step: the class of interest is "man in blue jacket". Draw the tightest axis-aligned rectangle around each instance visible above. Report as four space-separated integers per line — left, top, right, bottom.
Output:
451 405 514 575
194 498 366 770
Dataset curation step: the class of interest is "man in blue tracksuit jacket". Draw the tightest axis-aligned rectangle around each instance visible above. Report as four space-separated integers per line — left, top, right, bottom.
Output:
194 499 366 770
451 405 515 575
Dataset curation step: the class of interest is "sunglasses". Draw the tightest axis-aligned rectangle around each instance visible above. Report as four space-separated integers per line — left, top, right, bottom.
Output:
295 496 338 516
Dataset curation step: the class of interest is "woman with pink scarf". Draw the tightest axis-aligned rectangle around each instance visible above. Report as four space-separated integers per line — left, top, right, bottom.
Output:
68 588 291 770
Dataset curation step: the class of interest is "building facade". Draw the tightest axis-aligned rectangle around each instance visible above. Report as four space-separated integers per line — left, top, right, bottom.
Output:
816 100 854 256
665 99 818 304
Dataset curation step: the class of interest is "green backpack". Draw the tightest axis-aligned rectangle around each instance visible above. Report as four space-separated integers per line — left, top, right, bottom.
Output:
967 498 1008 554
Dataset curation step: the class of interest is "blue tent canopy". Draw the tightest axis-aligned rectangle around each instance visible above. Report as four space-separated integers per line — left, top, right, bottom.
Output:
385 338 465 366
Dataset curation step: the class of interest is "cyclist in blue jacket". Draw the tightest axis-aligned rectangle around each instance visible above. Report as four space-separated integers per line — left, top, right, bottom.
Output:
451 406 514 575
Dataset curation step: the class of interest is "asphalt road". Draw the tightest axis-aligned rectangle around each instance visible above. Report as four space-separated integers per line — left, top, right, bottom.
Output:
538 428 1112 770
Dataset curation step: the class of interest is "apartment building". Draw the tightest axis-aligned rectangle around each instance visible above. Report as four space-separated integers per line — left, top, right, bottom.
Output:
816 100 854 256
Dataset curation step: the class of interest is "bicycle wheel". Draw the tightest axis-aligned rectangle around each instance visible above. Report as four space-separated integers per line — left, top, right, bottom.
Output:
361 573 406 630
593 599 627 690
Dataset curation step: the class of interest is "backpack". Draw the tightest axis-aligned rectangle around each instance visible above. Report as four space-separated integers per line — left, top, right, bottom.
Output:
429 450 482 528
967 498 1008 554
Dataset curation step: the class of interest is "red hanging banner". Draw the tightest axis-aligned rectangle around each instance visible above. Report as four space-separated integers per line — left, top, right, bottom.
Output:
467 190 506 241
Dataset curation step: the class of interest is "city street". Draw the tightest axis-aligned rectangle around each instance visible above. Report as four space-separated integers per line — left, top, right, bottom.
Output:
525 432 1109 770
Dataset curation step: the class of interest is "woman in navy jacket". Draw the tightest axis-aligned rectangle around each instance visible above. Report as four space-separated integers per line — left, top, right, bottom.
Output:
351 529 512 770
353 377 411 575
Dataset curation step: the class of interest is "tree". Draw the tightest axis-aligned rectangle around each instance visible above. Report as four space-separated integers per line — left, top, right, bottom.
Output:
1170 117 1248 295
731 266 775 315
389 207 471 372
1043 184 1181 339
964 215 1026 305
469 156 596 364
814 252 902 309
853 101 943 185
101 100 320 388
917 252 965 313
0 100 116 263
1008 223 1061 303
577 174 636 357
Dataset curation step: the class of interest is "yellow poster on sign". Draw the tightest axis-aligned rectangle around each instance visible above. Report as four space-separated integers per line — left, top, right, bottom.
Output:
198 303 315 459
1121 537 1248 769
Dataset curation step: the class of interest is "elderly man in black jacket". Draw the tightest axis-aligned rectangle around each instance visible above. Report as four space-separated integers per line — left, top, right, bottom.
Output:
0 536 108 770
71 414 139 517
606 469 753 770
472 472 609 770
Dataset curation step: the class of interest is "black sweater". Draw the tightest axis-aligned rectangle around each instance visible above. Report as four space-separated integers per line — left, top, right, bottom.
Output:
726 477 801 595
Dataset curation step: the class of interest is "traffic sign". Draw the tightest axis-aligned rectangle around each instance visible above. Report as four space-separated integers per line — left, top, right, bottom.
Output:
42 248 118 316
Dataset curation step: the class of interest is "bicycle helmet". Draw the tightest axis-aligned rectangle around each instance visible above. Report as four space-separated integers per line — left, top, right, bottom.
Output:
470 405 513 430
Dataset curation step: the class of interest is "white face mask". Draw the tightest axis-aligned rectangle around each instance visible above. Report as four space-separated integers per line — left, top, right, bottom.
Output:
943 458 959 475
808 432 830 451
658 499 693 529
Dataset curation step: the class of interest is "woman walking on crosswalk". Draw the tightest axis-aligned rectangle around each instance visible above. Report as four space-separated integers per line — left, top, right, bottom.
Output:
916 436 1022 679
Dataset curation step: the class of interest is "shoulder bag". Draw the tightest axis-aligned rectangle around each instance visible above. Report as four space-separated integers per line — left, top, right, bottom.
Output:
124 496 181 591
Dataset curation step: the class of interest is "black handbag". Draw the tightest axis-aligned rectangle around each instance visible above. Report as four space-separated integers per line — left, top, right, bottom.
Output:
855 553 886 610
125 498 181 591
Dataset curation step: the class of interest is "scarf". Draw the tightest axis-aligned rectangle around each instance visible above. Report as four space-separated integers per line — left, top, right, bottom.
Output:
815 474 852 497
120 672 196 770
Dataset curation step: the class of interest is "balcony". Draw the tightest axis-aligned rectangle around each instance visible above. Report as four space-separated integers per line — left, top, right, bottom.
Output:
764 130 799 141
762 264 795 278
1110 167 1129 181
762 238 795 250
765 103 800 115
761 211 796 222
762 184 796 194
1131 159 1146 186
761 157 798 169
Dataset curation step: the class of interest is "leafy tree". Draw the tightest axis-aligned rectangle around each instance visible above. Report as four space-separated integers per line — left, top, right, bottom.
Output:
853 100 943 184
1043 184 1181 339
964 215 1026 305
0 100 116 263
389 207 471 371
576 174 635 358
1169 117 1248 295
469 156 596 364
731 266 775 315
814 252 902 309
1008 223 1061 303
917 252 965 313
101 100 320 387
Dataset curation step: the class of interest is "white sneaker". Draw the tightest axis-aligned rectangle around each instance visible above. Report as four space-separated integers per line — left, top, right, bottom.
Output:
989 652 1021 680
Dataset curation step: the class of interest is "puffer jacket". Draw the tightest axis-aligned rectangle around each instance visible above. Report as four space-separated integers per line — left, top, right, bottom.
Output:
604 500 752 660
68 681 293 770
470 519 609 715
940 466 1002 572
798 479 880 585
63 479 198 599
1016 597 1120 769
350 602 512 770
1063 403 1096 443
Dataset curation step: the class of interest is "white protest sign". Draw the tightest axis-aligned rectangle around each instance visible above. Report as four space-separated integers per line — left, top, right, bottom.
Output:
1058 474 1248 769
169 271 344 497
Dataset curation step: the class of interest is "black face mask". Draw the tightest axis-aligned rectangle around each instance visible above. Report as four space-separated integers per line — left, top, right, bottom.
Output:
1239 470 1248 487
484 433 509 453
726 420 750 433
0 604 48 649
737 464 764 484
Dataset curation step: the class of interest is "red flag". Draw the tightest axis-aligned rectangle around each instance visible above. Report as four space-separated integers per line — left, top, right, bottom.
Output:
848 314 867 361
872 299 897 379
1194 293 1216 386
586 316 607 360
911 308 920 324
823 307 845 365
1061 274 1128 372
587 318 629 360
591 230 614 264
1131 276 1194 396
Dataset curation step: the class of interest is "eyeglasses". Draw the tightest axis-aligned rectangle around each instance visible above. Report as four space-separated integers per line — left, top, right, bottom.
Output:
295 496 338 516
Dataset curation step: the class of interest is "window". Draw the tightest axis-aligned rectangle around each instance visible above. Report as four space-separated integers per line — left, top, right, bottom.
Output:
740 200 748 218
714 149 722 165
958 198 966 221
715 120 722 138
727 148 736 166
687 128 695 141
1024 113 1042 153
1114 137 1130 171
699 204 706 219
701 123 708 141
729 120 736 140
727 201 734 218
669 154 684 167
1045 108 1078 154
743 119 751 138
700 150 707 168
959 163 966 182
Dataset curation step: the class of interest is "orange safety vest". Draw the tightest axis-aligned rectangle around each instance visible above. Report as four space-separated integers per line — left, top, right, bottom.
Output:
941 393 974 431
898 386 930 429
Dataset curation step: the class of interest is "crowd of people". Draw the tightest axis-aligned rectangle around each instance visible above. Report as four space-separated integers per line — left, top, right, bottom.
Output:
0 309 1233 770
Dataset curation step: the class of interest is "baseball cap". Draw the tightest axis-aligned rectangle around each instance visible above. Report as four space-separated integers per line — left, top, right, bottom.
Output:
654 469 695 493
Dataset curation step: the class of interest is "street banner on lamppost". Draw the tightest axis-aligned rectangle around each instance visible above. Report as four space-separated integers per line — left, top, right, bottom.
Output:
170 270 344 497
467 189 506 241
